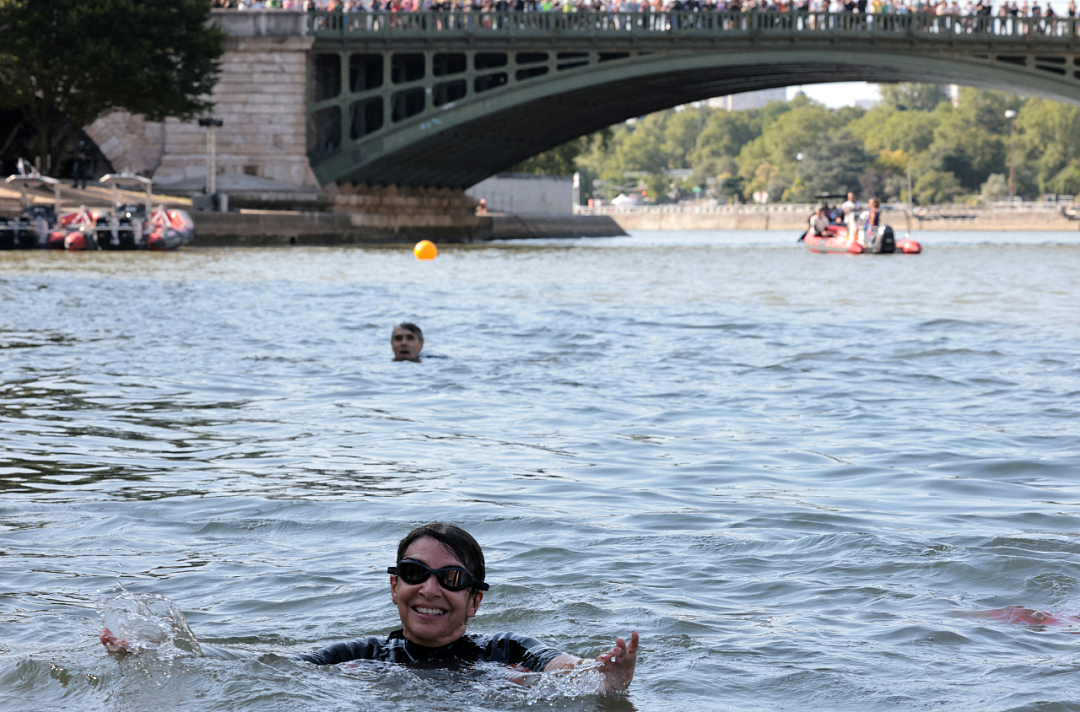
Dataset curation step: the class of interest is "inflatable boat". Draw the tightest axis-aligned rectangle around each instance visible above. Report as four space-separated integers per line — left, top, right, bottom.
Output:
1 173 63 249
48 173 195 251
801 222 921 255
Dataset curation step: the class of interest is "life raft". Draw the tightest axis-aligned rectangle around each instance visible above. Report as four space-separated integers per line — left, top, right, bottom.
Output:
801 223 921 254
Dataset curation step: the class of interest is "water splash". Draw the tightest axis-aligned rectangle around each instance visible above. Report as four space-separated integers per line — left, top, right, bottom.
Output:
99 591 202 658
523 659 606 702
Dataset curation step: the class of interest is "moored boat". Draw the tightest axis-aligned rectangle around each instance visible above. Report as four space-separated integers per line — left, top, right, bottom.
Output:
51 174 195 251
1 172 63 249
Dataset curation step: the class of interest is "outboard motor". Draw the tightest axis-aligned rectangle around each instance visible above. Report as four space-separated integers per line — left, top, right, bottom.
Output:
15 216 38 248
96 215 119 249
0 216 13 250
116 214 137 249
866 225 895 254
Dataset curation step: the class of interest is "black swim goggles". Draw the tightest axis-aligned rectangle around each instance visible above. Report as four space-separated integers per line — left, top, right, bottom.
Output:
388 558 489 592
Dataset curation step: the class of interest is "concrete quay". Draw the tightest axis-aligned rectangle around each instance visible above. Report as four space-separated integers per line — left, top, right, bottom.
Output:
189 211 625 246
586 203 1080 232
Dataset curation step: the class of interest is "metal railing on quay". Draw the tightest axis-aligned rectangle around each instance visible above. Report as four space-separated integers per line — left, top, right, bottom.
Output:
575 203 821 216
307 10 1080 41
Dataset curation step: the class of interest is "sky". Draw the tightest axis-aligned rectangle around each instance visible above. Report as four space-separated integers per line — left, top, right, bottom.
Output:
788 82 882 109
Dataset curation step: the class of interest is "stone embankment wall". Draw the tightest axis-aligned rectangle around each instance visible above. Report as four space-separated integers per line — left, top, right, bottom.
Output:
592 206 1080 232
193 211 493 246
195 184 489 244
609 210 808 231
191 184 625 244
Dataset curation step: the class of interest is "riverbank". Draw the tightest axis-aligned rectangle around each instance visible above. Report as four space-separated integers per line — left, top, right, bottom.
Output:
190 211 626 246
582 203 1080 232
6 180 1074 240
0 182 625 244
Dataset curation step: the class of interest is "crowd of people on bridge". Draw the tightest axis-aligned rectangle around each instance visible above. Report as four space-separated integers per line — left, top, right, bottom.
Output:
213 0 1076 19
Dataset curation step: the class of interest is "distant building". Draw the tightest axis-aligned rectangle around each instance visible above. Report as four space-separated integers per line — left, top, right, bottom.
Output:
707 88 787 111
949 84 961 108
466 173 572 215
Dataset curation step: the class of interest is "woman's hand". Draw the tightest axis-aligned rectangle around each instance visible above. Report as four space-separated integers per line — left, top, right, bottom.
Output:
595 630 638 693
499 663 543 687
100 627 130 654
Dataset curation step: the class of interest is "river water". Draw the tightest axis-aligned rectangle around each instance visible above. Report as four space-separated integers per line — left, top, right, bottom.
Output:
2 229 1080 712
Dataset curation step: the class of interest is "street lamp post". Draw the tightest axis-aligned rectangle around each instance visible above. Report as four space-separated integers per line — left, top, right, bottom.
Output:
1004 110 1017 201
198 117 224 200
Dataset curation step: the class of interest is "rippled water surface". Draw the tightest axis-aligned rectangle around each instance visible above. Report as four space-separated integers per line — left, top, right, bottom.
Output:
3 230 1080 712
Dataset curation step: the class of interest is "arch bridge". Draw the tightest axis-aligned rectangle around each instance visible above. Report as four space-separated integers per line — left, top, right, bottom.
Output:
306 10 1080 188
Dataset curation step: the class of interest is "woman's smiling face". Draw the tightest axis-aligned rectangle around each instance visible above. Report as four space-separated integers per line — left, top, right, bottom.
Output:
391 536 483 648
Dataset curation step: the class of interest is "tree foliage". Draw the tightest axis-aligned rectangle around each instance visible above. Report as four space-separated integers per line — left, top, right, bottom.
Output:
0 0 225 173
559 84 1080 205
796 130 873 201
879 83 949 112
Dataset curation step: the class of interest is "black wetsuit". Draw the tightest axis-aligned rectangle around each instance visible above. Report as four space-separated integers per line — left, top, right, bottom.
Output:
293 629 565 672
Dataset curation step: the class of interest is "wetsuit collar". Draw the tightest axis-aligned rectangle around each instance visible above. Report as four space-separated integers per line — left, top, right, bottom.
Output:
388 628 471 663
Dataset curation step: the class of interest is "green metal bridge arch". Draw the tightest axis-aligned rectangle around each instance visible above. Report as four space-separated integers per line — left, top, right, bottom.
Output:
306 11 1080 188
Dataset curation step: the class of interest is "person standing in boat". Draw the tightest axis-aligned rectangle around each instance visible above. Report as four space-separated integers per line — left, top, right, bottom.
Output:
864 198 882 241
841 191 860 242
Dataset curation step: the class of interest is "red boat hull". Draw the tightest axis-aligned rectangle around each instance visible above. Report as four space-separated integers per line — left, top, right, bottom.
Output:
802 224 920 255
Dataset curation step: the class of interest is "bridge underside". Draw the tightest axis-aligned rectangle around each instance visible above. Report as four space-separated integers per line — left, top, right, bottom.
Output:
308 31 1080 188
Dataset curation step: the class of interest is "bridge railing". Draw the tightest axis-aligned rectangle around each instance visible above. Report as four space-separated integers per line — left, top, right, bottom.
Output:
308 10 1079 41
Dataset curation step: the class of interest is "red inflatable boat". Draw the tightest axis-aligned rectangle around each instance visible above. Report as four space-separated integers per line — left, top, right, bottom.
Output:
801 223 921 255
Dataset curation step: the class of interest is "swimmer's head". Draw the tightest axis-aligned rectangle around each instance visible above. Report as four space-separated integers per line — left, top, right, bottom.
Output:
391 322 424 362
396 522 486 590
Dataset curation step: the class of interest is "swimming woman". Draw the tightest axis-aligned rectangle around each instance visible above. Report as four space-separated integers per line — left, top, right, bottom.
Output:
101 522 639 694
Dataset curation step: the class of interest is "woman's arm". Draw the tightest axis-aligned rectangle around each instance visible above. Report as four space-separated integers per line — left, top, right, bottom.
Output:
100 627 252 660
542 630 639 693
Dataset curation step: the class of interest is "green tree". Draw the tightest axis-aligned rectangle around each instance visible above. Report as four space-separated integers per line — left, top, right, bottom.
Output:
512 131 611 176
1014 98 1080 195
980 174 1008 202
849 105 940 156
689 108 761 171
737 99 843 198
796 130 873 200
879 83 949 112
0 0 225 174
921 88 1013 192
914 169 963 205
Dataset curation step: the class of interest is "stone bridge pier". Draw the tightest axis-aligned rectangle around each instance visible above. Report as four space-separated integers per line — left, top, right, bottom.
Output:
87 10 486 234
88 12 319 195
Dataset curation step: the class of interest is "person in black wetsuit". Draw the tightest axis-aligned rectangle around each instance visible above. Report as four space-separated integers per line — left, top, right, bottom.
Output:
101 522 639 693
293 522 639 692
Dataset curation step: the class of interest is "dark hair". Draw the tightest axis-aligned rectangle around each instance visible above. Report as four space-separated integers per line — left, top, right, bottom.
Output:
397 522 485 590
394 322 423 341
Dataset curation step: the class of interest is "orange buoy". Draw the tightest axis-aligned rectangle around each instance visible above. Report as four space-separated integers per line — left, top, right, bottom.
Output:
414 240 438 260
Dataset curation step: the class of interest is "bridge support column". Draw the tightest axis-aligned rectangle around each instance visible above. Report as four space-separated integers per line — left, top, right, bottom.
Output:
153 34 319 189
88 20 319 193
